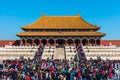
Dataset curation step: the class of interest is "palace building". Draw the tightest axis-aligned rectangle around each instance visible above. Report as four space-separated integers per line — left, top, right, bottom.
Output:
1 14 120 61
16 14 105 46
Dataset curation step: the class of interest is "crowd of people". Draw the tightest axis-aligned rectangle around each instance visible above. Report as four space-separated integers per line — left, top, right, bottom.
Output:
0 45 120 80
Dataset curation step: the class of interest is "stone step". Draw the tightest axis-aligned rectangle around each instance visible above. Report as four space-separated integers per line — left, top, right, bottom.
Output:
54 48 65 59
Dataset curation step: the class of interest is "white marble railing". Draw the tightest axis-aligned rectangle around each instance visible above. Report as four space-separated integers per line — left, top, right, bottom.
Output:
83 46 120 60
0 46 38 62
83 49 120 52
3 45 39 49
65 46 77 60
0 46 38 52
83 45 118 49
65 46 76 49
86 56 120 60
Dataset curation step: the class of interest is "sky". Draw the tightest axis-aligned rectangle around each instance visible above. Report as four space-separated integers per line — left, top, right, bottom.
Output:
0 0 120 40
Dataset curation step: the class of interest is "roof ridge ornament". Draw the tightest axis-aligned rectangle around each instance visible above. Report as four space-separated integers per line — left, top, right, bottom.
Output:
77 13 80 17
41 13 44 17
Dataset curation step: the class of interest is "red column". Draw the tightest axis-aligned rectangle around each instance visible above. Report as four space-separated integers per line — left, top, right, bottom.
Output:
54 39 56 45
39 39 43 46
65 40 68 45
25 39 27 46
88 39 89 45
32 39 34 45
95 39 97 46
73 40 75 45
79 40 82 46
100 39 101 45
73 39 75 44
46 39 49 45
20 39 23 45
39 39 41 45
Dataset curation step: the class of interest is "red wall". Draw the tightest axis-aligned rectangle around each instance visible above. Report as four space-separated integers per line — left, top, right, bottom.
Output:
0 40 20 47
101 40 120 46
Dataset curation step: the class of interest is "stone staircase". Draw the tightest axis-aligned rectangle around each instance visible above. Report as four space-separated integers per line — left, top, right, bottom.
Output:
83 46 120 60
0 46 38 63
54 48 65 59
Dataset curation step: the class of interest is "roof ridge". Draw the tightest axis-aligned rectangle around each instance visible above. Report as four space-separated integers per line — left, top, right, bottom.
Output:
44 16 78 17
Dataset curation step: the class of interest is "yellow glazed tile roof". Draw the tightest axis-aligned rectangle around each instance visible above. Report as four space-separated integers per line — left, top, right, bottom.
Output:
16 32 105 37
22 15 100 30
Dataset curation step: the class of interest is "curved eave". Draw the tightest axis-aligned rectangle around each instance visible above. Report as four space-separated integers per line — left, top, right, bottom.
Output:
103 33 106 37
16 32 105 37
21 26 100 30
79 16 100 30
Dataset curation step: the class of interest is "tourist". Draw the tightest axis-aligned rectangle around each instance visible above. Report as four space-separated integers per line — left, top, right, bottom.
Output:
0 46 119 80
